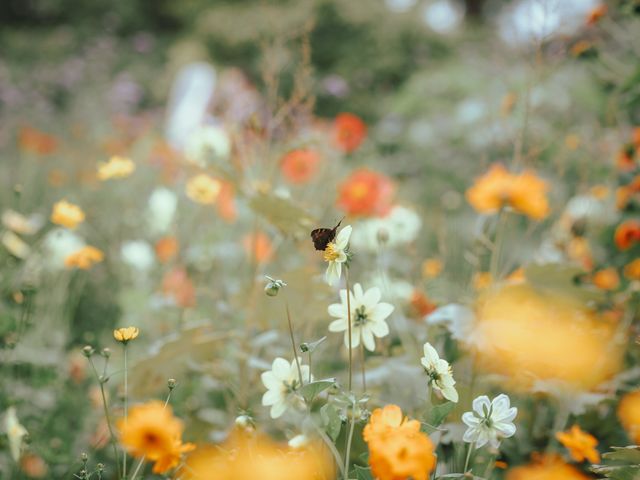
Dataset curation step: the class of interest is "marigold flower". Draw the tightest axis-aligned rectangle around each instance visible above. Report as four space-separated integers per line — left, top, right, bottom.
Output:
64 246 104 269
507 454 590 480
466 164 550 220
410 290 437 317
19 126 58 155
363 405 435 480
619 390 640 444
280 149 321 184
186 174 221 205
50 200 85 229
555 425 600 463
337 168 394 217
334 112 367 153
155 236 179 263
614 220 640 250
242 232 274 263
624 259 640 280
113 326 139 344
591 268 620 291
97 155 135 180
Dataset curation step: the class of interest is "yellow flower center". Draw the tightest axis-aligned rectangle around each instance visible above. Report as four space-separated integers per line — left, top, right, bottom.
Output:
323 243 340 262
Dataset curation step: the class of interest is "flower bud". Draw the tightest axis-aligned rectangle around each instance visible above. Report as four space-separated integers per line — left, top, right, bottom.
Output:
80 452 88 463
235 414 255 431
100 348 111 358
264 281 280 296
82 346 94 357
167 378 177 390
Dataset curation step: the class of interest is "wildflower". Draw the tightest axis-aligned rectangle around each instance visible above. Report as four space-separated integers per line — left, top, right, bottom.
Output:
363 405 435 480
462 394 517 448
410 290 437 318
216 181 237 222
624 259 640 280
422 258 443 278
618 390 640 443
323 224 352 286
118 401 194 474
473 271 493 290
20 453 47 478
615 220 640 250
155 236 179 263
50 200 85 229
121 240 155 271
19 126 58 155
2 231 30 259
186 174 221 204
336 169 394 217
2 209 43 235
466 164 550 220
328 283 393 351
280 149 321 184
64 246 104 269
113 326 139 344
556 425 600 463
420 342 458 402
261 357 312 419
5 407 28 461
507 454 590 480
591 268 620 291
334 112 367 153
350 206 422 251
97 155 135 180
616 147 636 172
184 125 230 167
162 267 196 308
147 188 177 233
242 232 274 264
586 4 607 25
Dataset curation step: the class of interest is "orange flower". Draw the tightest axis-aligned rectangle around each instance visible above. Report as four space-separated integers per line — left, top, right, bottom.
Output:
616 147 636 172
50 200 85 229
466 164 550 220
336 168 394 217
155 236 179 263
64 246 104 269
614 220 640 250
634 127 640 150
334 113 367 153
586 4 607 25
556 425 600 463
422 258 443 279
217 181 237 223
19 126 58 155
242 232 274 263
624 259 640 280
162 267 196 308
591 268 620 290
570 40 594 57
410 290 437 317
20 453 47 478
280 149 321 184
507 454 590 480
618 390 640 444
567 237 593 270
473 271 493 290
363 405 435 480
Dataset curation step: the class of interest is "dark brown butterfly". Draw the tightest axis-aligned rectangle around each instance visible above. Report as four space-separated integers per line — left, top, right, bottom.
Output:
310 219 342 251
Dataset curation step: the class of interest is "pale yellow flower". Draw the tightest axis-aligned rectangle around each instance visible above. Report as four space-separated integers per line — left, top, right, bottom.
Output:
186 174 221 205
97 156 135 180
50 200 85 229
113 326 140 344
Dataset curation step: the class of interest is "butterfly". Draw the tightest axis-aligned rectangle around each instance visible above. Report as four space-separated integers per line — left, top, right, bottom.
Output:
310 219 343 251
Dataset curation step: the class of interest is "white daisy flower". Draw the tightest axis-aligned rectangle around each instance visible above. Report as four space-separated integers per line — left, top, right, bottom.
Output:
328 283 394 351
462 394 517 448
324 225 352 286
420 342 459 403
5 407 27 461
261 357 312 419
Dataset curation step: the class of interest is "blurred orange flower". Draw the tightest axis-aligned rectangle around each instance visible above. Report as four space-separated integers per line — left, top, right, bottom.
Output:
507 454 590 480
97 155 135 180
242 232 274 263
363 405 435 480
616 147 636 172
186 174 221 205
337 168 394 217
280 149 321 184
473 271 493 290
586 4 607 25
556 425 600 463
591 268 620 291
422 258 443 279
50 200 85 229
162 267 196 308
19 126 58 155
155 236 179 263
64 246 104 270
217 181 237 223
466 164 550 220
618 390 640 444
616 175 640 210
410 290 437 317
614 220 640 250
20 453 47 478
624 259 640 280
334 113 367 153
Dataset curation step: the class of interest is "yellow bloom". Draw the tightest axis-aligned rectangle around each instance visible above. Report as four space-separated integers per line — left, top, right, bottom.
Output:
466 164 550 220
422 258 443 279
591 268 620 291
507 454 590 480
113 326 139 344
555 425 600 463
186 174 221 205
64 246 104 269
618 390 640 444
50 200 85 229
473 271 493 290
97 156 135 180
624 259 640 280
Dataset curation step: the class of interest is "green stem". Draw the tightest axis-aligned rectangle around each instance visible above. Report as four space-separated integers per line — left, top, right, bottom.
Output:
344 400 357 480
285 301 304 386
360 342 366 393
123 345 128 478
463 442 475 473
345 269 353 392
489 210 508 280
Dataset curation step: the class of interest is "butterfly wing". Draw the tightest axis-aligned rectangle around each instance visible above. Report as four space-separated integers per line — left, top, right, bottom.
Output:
311 228 334 251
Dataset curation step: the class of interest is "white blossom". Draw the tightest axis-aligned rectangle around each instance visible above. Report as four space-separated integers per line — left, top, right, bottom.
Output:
324 225 352 286
147 188 177 234
462 394 517 448
421 342 458 402
261 358 312 419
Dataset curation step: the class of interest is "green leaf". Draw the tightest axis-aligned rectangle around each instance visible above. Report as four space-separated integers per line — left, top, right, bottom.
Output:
591 465 640 480
354 465 374 480
320 403 342 441
603 446 640 463
299 379 335 403
426 401 455 427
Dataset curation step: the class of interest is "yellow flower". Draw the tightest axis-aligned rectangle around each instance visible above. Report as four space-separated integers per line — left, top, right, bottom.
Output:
64 246 104 269
466 164 550 220
113 326 139 344
555 425 600 463
50 200 85 229
591 268 620 291
473 271 493 290
422 258 443 279
97 156 135 180
507 454 590 480
186 174 221 205
117 401 192 474
624 259 640 280
618 390 640 444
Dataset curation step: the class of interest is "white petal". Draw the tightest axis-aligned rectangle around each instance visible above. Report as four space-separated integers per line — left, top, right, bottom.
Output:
328 303 345 318
262 389 282 406
442 384 459 403
494 422 516 438
270 401 287 419
363 287 381 307
371 302 394 322
325 262 341 286
361 328 376 351
353 283 364 302
345 328 361 349
272 358 291 380
463 427 479 443
475 429 489 449
472 395 491 416
329 318 348 332
423 342 439 363
493 407 518 424
368 319 389 338
461 412 480 427
261 371 280 390
335 225 352 248
491 394 511 414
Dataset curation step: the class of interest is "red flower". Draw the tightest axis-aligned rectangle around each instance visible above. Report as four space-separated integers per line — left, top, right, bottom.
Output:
334 113 367 153
615 219 640 250
280 149 321 184
336 168 394 217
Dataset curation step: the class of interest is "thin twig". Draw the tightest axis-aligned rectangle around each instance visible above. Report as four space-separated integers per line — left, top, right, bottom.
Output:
286 301 304 386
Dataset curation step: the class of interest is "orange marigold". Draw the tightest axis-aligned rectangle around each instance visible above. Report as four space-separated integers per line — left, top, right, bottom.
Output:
64 246 104 269
280 149 321 184
155 236 179 263
50 200 85 229
19 126 58 155
336 168 394 217
334 113 367 153
586 4 607 25
614 220 640 250
624 259 640 280
618 390 640 444
507 454 590 480
555 425 600 463
591 268 620 291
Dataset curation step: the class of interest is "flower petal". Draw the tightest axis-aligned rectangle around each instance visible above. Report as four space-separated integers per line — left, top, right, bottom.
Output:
472 395 491 416
335 225 352 248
